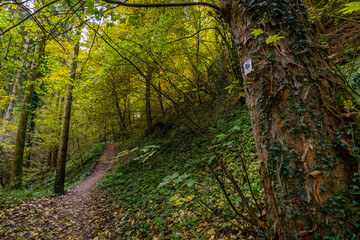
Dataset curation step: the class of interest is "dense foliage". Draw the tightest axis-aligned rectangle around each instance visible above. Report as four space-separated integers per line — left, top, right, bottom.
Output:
0 0 359 239
99 105 264 239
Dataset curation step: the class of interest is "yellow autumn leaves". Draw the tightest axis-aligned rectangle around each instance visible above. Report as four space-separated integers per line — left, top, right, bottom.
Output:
169 193 195 206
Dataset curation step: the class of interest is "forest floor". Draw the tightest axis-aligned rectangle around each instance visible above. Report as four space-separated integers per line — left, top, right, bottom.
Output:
0 144 117 240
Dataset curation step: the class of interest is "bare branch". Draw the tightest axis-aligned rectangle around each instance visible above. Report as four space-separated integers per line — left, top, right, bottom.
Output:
0 0 59 36
169 27 218 43
101 0 221 12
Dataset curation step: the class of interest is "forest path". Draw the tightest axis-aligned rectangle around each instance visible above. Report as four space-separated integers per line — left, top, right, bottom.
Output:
0 144 117 239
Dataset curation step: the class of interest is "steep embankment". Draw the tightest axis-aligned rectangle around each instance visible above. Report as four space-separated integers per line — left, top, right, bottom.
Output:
98 106 264 239
0 144 117 239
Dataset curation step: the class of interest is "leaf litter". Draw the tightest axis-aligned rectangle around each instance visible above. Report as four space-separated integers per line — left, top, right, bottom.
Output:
0 144 118 240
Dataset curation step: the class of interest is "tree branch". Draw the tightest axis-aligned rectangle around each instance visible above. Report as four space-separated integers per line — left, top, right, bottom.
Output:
169 27 218 43
0 0 59 36
15 0 67 53
0 0 32 7
100 0 221 12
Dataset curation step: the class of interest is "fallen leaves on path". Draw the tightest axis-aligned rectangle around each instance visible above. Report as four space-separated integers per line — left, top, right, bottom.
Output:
0 144 117 240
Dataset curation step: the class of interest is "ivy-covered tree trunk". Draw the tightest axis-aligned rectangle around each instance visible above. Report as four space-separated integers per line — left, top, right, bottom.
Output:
11 37 45 189
221 0 360 238
54 37 80 195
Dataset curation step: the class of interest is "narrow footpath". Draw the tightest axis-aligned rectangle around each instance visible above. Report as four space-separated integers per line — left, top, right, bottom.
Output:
0 144 117 239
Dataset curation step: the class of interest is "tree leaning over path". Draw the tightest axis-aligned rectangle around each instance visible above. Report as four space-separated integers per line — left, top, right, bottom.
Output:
98 0 360 238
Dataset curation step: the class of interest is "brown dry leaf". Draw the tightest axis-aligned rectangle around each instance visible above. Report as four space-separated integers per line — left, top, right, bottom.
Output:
308 171 322 177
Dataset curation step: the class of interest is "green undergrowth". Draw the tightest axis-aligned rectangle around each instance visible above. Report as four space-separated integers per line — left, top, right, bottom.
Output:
99 104 264 239
0 142 104 209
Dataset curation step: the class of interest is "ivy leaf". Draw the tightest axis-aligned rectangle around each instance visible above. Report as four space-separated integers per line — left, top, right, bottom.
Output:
184 179 198 187
216 134 227 141
266 35 285 44
251 29 264 36
344 100 355 112
173 173 189 183
225 85 234 93
169 194 195 206
342 2 360 14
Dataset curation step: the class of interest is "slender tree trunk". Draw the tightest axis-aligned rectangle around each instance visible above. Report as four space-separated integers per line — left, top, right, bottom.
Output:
11 37 45 189
54 36 80 195
25 98 37 167
158 82 165 118
127 96 131 126
124 95 129 128
195 15 202 104
3 35 30 124
221 0 360 238
49 146 58 168
49 93 63 169
104 119 107 143
110 122 117 142
53 82 73 194
1 36 30 144
112 88 125 133
145 72 153 134
76 137 84 168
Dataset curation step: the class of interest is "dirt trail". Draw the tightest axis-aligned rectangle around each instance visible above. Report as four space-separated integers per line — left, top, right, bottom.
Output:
63 143 115 203
0 144 117 239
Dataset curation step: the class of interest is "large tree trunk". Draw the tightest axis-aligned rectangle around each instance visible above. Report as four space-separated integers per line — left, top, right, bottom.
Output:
221 0 360 238
53 37 80 195
11 37 45 189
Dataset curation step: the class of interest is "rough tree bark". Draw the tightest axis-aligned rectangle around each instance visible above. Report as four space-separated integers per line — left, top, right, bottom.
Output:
54 35 80 195
221 0 360 238
11 36 46 189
